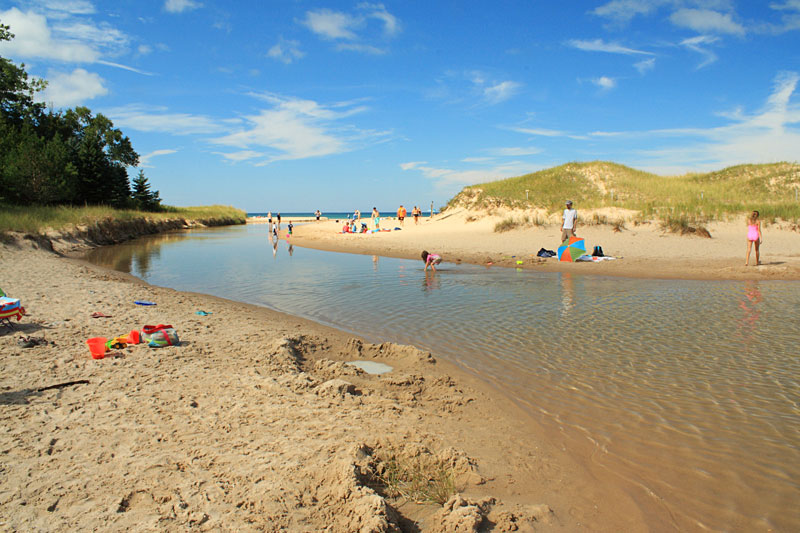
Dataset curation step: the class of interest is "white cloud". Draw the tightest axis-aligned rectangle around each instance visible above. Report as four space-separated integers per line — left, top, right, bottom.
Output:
359 3 400 35
107 104 225 135
634 57 656 74
302 9 359 40
593 76 617 90
139 149 178 168
595 72 800 173
568 38 653 55
36 0 96 16
509 126 568 137
0 7 99 61
490 146 542 156
484 81 522 104
211 95 383 164
301 4 400 54
138 44 152 55
400 161 426 170
765 1 800 33
268 39 305 64
337 42 386 54
591 0 669 24
680 35 720 68
670 8 745 35
0 6 141 73
401 161 536 187
164 0 201 14
96 60 152 75
215 150 264 163
54 20 128 49
38 67 107 107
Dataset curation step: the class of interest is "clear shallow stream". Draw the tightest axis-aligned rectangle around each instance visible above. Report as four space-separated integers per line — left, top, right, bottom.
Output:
84 224 800 531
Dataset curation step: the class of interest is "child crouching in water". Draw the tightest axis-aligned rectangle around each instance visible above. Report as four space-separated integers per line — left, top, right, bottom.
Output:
421 250 442 271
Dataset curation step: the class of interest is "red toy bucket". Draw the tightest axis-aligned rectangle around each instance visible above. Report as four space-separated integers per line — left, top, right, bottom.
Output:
87 337 108 359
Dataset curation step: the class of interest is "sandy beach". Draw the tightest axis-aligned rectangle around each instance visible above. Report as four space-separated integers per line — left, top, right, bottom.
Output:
287 207 800 281
0 239 652 532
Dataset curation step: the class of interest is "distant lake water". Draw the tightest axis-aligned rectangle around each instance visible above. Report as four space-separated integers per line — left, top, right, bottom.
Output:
84 223 800 532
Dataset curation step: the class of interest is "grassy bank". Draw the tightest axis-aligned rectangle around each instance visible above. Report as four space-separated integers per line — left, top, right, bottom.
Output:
0 203 247 235
448 161 800 222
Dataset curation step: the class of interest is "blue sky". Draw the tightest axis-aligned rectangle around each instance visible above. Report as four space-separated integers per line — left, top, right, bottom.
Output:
1 1 799 211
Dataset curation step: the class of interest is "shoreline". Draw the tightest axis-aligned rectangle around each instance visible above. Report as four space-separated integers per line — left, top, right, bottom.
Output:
0 240 646 531
286 207 800 281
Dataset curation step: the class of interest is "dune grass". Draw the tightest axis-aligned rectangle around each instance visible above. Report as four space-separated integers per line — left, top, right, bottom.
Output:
371 448 457 505
449 161 800 222
0 203 246 235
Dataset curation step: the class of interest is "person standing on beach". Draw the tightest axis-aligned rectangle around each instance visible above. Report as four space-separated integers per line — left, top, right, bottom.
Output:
354 209 361 221
412 206 421 224
277 212 281 230
315 209 321 221
745 210 762 266
287 221 294 236
372 207 380 229
561 200 577 242
397 205 406 226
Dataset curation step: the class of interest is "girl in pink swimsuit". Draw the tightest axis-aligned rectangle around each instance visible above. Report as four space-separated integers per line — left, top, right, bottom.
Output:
421 250 442 271
745 210 762 266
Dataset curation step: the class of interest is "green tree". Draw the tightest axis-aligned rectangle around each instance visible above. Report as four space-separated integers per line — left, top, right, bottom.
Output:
0 22 139 208
131 169 162 211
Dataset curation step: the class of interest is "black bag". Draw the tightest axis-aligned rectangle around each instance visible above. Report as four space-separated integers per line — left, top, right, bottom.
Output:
592 245 604 257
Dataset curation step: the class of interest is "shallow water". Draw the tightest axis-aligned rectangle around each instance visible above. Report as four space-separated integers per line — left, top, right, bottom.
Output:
85 224 800 531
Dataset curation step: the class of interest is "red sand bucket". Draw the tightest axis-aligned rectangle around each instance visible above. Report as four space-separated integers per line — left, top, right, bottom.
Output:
87 337 108 359
126 329 140 345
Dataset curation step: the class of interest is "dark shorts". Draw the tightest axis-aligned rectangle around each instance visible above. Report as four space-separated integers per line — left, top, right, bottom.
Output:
398 217 404 221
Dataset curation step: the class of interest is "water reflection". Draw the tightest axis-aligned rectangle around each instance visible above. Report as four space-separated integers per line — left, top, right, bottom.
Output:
559 272 575 317
423 270 440 292
737 281 762 346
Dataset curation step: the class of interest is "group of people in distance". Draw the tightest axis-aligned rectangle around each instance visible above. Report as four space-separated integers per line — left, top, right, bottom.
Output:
270 200 764 274
265 211 292 239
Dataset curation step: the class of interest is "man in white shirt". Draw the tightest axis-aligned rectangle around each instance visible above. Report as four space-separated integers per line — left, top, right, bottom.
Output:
562 200 577 242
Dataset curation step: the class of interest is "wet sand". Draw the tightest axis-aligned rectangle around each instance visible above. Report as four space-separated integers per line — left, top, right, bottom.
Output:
0 240 648 532
287 207 800 281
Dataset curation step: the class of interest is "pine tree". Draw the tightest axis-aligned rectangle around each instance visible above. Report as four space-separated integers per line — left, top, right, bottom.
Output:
131 169 161 211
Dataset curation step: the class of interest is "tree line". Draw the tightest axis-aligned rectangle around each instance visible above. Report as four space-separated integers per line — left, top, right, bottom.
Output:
0 22 161 211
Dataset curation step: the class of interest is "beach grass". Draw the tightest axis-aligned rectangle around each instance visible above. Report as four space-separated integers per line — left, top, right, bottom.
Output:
372 448 457 505
449 161 800 222
0 203 246 235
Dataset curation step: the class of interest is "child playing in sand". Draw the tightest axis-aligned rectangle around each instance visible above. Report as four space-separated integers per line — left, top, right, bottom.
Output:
421 250 442 271
745 210 762 266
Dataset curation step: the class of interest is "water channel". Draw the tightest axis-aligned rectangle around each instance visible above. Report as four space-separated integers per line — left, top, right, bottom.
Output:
84 224 800 531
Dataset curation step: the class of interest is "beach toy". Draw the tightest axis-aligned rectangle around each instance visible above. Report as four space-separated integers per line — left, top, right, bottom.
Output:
106 336 128 350
87 337 108 359
126 329 141 344
134 300 156 306
516 260 524 265
195 310 211 316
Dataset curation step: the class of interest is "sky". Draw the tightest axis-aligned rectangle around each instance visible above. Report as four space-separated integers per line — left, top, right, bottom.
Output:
0 0 799 212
